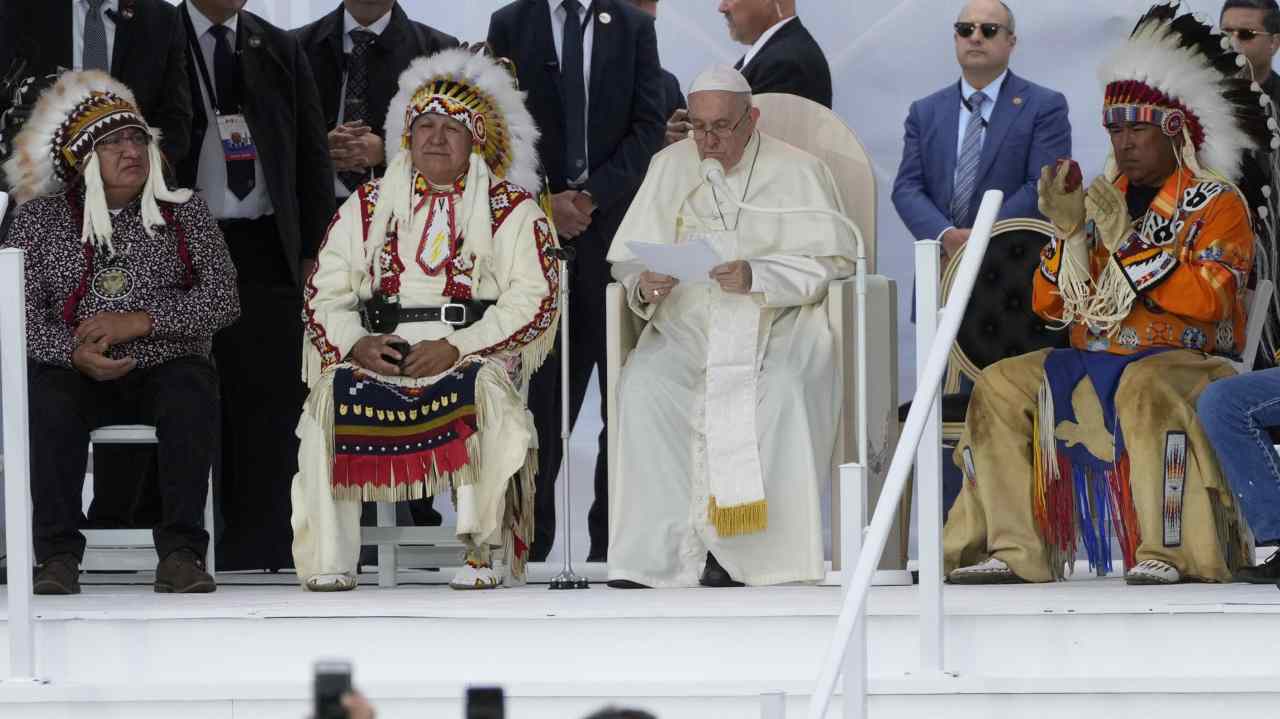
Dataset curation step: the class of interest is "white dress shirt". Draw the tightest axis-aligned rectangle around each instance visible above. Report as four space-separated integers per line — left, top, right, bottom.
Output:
740 15 795 70
548 0 593 184
71 0 119 71
334 8 394 199
187 3 273 221
955 69 1007 159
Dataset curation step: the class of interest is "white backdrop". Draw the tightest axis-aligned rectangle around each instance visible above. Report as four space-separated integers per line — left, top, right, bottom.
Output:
185 0 1242 397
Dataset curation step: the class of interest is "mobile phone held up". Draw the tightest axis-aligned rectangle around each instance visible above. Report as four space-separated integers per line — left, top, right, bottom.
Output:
466 686 505 719
314 659 353 719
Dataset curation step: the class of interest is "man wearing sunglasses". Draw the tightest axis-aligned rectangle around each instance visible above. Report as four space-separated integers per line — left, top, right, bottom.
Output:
892 0 1070 261
1222 0 1280 108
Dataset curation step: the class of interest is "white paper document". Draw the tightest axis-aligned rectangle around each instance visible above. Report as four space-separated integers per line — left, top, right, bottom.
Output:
627 239 724 283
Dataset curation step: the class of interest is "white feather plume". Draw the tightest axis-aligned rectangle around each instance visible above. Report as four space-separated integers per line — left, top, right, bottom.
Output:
1096 8 1252 182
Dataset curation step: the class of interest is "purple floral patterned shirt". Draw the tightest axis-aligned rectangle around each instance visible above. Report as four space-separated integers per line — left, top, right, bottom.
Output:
5 190 240 369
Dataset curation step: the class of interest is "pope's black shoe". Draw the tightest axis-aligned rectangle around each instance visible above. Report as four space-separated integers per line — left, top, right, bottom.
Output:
606 579 650 589
699 552 745 587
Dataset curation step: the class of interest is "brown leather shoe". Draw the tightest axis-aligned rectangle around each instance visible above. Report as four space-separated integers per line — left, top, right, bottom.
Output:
34 554 81 595
155 549 216 594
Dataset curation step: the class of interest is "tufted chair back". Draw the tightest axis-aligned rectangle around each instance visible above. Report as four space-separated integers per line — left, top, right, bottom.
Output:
940 218 1070 392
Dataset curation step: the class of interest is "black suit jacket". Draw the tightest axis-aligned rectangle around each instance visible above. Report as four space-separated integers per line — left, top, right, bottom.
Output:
661 67 686 119
737 18 832 109
486 0 665 250
175 4 335 285
294 3 457 178
0 0 193 162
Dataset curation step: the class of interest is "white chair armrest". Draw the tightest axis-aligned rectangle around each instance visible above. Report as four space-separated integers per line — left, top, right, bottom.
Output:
606 282 647 493
823 275 901 571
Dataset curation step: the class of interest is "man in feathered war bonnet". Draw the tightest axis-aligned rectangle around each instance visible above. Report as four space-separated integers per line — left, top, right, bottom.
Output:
3 70 239 594
291 48 559 591
945 3 1279 586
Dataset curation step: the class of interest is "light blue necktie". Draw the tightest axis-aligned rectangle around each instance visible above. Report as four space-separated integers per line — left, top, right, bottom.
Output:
951 90 989 225
82 0 110 71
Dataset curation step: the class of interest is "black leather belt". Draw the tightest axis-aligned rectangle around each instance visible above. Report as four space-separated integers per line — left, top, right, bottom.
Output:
399 301 491 326
361 296 492 333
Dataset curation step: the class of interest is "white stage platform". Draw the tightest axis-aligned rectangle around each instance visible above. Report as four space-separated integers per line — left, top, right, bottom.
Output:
3 567 1280 718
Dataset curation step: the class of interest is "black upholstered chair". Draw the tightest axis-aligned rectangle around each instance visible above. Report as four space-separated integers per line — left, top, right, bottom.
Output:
897 219 1070 526
900 218 1069 441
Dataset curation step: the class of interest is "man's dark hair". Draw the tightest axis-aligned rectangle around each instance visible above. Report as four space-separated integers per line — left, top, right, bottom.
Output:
1222 0 1280 34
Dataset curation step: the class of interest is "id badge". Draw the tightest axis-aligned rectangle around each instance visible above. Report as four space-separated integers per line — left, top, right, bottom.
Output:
215 113 258 163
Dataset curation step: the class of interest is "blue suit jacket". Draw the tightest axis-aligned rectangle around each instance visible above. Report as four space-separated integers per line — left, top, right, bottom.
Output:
891 71 1071 242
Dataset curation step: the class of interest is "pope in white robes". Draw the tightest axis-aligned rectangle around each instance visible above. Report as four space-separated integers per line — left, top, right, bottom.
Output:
290 50 558 591
605 67 857 588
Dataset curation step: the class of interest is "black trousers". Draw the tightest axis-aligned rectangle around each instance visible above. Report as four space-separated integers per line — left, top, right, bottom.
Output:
29 358 218 563
527 235 610 561
212 216 307 570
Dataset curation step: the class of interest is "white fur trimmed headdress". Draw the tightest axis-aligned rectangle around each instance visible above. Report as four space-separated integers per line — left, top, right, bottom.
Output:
1097 1 1274 183
385 48 540 194
1 70 190 253
365 48 541 286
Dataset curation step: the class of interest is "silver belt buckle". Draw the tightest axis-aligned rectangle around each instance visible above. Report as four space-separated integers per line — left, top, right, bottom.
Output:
441 302 468 326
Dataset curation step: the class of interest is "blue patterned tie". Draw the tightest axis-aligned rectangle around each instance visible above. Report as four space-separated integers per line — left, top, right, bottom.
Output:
83 0 109 71
950 90 989 225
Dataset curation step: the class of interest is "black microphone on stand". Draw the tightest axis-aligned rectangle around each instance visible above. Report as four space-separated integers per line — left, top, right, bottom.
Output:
546 246 575 262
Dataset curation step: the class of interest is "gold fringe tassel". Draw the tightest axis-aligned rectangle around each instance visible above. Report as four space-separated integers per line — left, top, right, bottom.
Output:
707 496 768 537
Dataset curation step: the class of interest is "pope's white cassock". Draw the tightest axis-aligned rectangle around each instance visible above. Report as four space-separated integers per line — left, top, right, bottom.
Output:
606 121 857 587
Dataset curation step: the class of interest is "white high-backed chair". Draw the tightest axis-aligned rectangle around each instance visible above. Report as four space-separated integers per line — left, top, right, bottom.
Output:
605 93 902 573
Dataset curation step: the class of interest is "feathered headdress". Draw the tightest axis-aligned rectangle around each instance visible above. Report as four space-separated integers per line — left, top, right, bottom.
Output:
1 70 190 254
1098 1 1275 183
384 48 540 194
364 48 540 284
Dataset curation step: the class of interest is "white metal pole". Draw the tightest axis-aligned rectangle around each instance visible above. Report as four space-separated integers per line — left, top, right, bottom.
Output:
808 191 1002 719
549 250 586 589
1 247 38 682
377 501 396 588
914 240 945 674
760 691 787 719
839 463 868 719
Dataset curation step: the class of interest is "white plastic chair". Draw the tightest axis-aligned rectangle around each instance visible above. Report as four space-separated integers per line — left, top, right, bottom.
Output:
84 425 216 576
359 503 463 588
